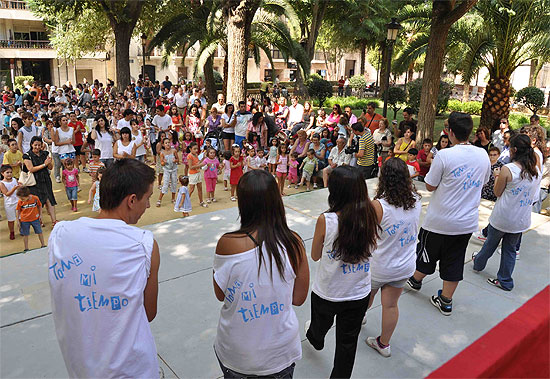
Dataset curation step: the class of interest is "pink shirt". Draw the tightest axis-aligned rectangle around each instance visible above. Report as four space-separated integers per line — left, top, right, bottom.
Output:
62 168 79 188
289 159 298 176
203 157 220 179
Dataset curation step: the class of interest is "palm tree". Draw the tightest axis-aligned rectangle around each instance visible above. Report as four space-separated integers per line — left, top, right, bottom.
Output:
461 0 550 129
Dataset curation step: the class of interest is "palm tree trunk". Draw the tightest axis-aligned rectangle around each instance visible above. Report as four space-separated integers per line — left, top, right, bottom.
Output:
462 82 470 102
204 56 217 108
480 76 511 132
222 52 228 99
359 40 366 75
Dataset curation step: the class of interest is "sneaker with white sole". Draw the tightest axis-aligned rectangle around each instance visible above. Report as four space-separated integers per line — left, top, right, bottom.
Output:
407 276 422 291
471 230 487 244
366 336 391 357
472 251 481 272
430 289 452 316
304 320 311 336
516 251 520 260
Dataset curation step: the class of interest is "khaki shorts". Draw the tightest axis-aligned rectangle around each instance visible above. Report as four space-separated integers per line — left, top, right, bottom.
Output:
371 278 408 292
189 172 202 185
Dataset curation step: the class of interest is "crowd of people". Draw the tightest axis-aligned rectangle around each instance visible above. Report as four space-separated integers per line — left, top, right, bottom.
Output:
0 75 548 378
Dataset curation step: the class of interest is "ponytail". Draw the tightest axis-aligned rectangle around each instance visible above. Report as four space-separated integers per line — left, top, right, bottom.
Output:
510 134 538 180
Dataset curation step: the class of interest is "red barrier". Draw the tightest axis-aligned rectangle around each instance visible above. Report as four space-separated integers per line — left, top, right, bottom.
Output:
428 286 550 378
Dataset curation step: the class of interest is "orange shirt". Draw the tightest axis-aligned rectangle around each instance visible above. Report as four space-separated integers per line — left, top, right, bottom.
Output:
187 153 200 174
364 113 383 134
16 195 41 222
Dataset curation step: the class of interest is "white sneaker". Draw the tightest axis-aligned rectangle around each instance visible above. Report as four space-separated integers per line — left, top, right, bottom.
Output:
55 176 61 183
361 314 367 325
313 183 318 189
516 251 520 260
472 230 487 244
366 336 391 357
304 320 311 335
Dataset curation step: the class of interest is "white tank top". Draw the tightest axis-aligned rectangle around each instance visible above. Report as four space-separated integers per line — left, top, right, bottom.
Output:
312 212 371 301
49 218 157 378
489 163 542 233
116 139 135 158
213 241 301 375
19 125 39 153
95 131 114 159
371 198 422 283
1 178 19 207
56 127 75 154
132 130 146 156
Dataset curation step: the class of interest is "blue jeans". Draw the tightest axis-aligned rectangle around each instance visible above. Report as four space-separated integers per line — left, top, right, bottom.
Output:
235 135 245 148
532 188 548 213
100 158 114 168
473 224 521 290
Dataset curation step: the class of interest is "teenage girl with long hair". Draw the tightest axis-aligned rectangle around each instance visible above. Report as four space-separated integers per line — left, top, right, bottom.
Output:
472 134 541 291
306 165 379 378
365 158 422 357
213 169 309 378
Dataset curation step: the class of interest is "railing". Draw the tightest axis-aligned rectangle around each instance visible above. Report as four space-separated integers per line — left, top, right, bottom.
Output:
0 1 28 10
0 39 51 49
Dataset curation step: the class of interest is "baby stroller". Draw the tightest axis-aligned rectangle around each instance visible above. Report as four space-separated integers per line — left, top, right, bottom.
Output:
204 129 224 154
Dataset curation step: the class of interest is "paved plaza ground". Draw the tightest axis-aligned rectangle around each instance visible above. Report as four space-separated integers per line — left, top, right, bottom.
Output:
1 179 549 378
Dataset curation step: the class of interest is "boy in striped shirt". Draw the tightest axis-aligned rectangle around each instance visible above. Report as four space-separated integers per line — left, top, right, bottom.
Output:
88 149 105 181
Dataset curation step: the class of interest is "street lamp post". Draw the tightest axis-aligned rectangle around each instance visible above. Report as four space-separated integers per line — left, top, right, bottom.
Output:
382 18 401 118
141 34 147 81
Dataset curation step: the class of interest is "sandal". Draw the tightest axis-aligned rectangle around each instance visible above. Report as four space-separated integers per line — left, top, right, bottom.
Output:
200 202 208 208
156 200 161 207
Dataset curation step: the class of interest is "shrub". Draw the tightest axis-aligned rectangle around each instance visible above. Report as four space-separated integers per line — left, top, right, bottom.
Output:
447 100 482 115
447 99 463 112
349 75 367 90
213 70 223 84
385 87 406 119
321 96 380 110
306 76 333 108
515 86 545 114
407 78 453 115
14 76 34 91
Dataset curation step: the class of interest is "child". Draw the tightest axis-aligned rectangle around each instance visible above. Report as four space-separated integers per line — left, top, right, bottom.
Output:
2 139 23 180
229 145 244 201
87 167 104 212
203 147 220 203
174 175 192 217
287 152 299 189
257 149 267 170
181 131 193 176
62 158 79 212
187 142 208 207
276 142 289 196
406 148 420 179
155 131 167 188
222 151 231 191
0 134 9 164
365 158 422 357
299 149 318 191
16 186 45 252
156 137 179 206
417 139 432 181
248 132 259 151
88 149 105 181
245 147 259 171
1 165 20 240
306 165 379 378
268 137 278 175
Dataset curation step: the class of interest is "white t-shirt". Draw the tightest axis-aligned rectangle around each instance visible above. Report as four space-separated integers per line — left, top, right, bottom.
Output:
116 118 131 131
235 112 253 137
212 102 226 113
152 114 173 131
174 92 189 108
221 113 236 134
94 131 114 160
132 131 146 157
288 104 304 125
423 144 491 235
19 125 40 153
490 163 542 233
371 198 421 283
312 212 371 301
213 244 301 376
48 218 158 378
116 139 135 158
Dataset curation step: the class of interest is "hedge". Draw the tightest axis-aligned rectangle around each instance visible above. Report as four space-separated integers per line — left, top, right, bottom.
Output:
447 99 482 115
319 96 381 110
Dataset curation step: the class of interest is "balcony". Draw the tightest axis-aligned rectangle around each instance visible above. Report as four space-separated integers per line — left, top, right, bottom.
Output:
0 39 51 49
0 1 28 10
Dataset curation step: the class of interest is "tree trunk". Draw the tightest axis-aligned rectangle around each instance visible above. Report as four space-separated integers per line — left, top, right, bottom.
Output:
112 23 133 90
224 0 260 104
480 76 511 132
529 59 539 87
378 42 388 96
204 55 217 108
462 82 470 102
417 0 478 143
359 40 366 75
222 51 228 99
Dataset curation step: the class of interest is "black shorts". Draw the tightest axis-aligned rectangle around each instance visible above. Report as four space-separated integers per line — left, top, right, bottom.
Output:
74 145 83 155
221 132 235 140
415 227 472 282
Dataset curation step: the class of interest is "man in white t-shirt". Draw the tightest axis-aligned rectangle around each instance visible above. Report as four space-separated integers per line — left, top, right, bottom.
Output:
234 101 253 147
174 86 189 116
116 109 135 131
49 159 160 378
152 104 173 132
287 96 304 130
212 93 226 113
407 111 491 316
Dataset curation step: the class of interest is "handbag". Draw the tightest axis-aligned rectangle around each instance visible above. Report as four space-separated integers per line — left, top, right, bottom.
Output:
19 171 36 187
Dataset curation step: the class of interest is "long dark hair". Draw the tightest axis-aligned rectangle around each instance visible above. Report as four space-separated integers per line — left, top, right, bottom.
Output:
435 134 449 150
376 158 420 210
94 114 112 138
232 169 303 278
510 134 539 180
10 117 23 137
327 166 379 264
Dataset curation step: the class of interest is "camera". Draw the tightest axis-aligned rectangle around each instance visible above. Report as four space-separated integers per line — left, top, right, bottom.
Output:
345 137 359 155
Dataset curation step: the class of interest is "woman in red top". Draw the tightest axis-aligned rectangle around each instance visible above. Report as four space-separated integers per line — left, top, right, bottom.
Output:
229 145 243 201
68 112 86 172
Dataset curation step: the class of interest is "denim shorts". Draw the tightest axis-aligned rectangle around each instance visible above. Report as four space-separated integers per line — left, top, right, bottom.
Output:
20 219 42 236
65 186 78 200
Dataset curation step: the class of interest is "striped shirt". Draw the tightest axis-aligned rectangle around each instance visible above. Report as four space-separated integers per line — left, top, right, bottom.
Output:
357 130 375 167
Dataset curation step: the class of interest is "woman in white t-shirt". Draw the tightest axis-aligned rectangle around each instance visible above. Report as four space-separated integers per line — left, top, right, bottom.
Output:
365 158 422 357
372 118 393 161
113 127 137 160
91 115 115 167
306 165 379 378
221 102 237 152
213 169 309 378
472 134 541 291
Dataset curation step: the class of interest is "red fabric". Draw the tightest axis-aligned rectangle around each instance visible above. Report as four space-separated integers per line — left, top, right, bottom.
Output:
428 286 550 378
